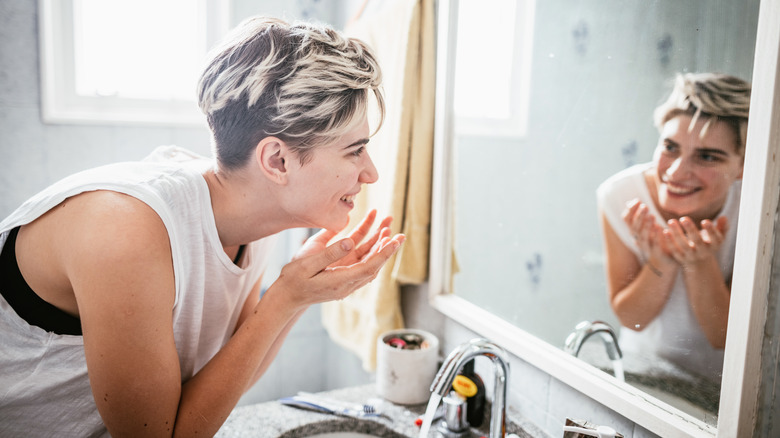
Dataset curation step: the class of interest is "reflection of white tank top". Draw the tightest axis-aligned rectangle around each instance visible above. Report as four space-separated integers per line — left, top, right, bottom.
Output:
596 162 740 383
0 146 276 437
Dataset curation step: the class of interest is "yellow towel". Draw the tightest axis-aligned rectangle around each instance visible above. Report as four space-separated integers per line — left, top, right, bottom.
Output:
321 0 435 371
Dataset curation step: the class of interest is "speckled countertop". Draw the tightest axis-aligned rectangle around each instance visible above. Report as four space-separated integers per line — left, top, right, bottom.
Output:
577 341 720 419
216 384 547 438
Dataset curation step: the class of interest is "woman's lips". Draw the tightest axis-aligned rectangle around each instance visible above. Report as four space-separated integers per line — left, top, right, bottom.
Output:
664 182 699 196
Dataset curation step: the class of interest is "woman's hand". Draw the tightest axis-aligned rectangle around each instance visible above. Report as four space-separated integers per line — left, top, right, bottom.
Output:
622 199 674 268
663 216 728 266
270 209 404 309
294 209 393 266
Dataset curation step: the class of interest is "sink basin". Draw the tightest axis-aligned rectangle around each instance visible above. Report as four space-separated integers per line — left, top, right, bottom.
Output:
276 418 408 438
305 434 383 438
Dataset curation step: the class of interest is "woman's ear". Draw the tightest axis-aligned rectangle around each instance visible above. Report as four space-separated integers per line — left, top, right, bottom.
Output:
256 137 289 184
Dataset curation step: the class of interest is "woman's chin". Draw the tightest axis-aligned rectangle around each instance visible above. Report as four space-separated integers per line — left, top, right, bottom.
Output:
320 215 350 233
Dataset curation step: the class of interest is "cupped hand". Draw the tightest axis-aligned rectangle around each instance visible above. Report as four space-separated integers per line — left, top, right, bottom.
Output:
271 210 405 308
293 209 394 265
622 199 673 265
663 216 728 266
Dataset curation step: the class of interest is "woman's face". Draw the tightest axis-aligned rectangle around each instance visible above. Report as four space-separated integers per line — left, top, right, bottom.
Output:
651 114 744 222
283 117 379 231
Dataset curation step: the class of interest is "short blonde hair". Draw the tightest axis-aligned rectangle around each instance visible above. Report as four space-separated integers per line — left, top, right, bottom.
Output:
197 17 385 169
653 73 751 154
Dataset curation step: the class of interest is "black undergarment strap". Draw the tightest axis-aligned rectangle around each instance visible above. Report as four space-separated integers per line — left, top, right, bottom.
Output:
0 227 82 336
233 244 246 265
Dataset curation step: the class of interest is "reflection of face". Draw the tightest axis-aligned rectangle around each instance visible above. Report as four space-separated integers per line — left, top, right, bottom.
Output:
650 115 744 223
284 117 378 231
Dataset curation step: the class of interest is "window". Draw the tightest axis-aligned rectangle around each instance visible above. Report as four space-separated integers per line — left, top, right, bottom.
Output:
452 0 535 137
39 0 229 126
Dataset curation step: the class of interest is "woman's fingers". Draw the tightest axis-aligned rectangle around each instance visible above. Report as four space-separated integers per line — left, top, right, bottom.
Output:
298 238 355 276
354 216 393 259
304 227 338 249
347 209 378 246
700 218 727 248
326 234 405 293
679 217 702 244
622 199 642 228
273 215 406 307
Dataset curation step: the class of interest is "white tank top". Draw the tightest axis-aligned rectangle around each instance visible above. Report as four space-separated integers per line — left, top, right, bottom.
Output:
597 162 740 383
0 146 276 437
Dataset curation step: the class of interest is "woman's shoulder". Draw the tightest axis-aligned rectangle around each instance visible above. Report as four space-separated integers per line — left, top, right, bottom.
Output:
597 163 652 206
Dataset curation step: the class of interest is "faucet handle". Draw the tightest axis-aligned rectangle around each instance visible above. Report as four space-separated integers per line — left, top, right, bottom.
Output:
437 391 471 437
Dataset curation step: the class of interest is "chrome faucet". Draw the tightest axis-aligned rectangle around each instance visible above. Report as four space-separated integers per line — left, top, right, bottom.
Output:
429 338 509 438
564 320 622 361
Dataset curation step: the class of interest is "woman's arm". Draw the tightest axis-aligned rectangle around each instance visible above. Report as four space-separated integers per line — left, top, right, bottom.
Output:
600 206 679 331
235 209 395 391
47 192 402 437
235 279 308 391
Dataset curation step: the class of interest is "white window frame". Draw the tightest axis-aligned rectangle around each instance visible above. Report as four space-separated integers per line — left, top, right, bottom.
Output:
38 0 230 127
450 0 535 138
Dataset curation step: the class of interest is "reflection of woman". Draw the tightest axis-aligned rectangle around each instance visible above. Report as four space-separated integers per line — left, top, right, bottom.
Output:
0 17 404 437
597 73 750 382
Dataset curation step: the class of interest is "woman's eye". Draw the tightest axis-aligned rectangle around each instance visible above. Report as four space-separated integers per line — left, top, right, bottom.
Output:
662 142 677 153
698 152 721 163
350 146 365 157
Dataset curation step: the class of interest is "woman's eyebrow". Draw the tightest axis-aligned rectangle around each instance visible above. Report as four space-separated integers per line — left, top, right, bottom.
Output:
343 138 370 149
697 147 731 157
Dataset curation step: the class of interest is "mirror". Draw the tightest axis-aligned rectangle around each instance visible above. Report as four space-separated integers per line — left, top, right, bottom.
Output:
429 0 771 435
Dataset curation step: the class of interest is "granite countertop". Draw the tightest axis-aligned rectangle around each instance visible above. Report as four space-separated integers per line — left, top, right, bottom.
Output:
576 342 720 417
216 384 547 438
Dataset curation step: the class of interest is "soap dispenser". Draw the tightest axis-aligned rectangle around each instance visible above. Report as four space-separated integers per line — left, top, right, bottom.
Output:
451 358 486 427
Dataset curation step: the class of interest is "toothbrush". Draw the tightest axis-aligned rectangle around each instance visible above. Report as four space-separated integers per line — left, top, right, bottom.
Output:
296 391 378 415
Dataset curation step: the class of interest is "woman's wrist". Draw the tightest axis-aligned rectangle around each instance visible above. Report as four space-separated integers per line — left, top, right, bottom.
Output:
258 283 307 319
680 253 720 274
645 255 678 278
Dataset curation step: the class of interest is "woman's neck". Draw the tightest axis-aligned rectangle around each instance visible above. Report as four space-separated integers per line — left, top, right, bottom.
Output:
202 166 288 247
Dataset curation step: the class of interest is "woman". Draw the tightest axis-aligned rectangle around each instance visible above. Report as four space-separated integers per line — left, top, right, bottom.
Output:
597 72 750 382
0 17 403 437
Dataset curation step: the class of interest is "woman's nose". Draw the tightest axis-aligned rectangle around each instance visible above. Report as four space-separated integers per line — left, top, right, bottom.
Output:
359 152 379 184
666 156 691 178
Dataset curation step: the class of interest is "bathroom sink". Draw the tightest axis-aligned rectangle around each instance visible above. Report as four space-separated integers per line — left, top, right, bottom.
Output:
275 418 408 438
304 434 383 438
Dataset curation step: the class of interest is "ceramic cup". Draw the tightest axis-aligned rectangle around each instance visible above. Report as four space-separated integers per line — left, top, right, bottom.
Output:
376 328 440 405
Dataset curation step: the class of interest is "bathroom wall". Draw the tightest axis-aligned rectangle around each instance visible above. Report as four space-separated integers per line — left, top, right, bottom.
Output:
0 0 371 406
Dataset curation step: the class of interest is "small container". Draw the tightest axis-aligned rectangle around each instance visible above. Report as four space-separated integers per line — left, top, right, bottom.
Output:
376 328 440 405
452 359 485 427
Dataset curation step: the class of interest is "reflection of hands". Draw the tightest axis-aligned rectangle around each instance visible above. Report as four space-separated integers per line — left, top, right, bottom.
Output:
274 209 404 308
664 216 728 266
622 199 673 267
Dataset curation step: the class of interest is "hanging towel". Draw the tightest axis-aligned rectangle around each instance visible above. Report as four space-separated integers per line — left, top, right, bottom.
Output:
321 0 435 371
